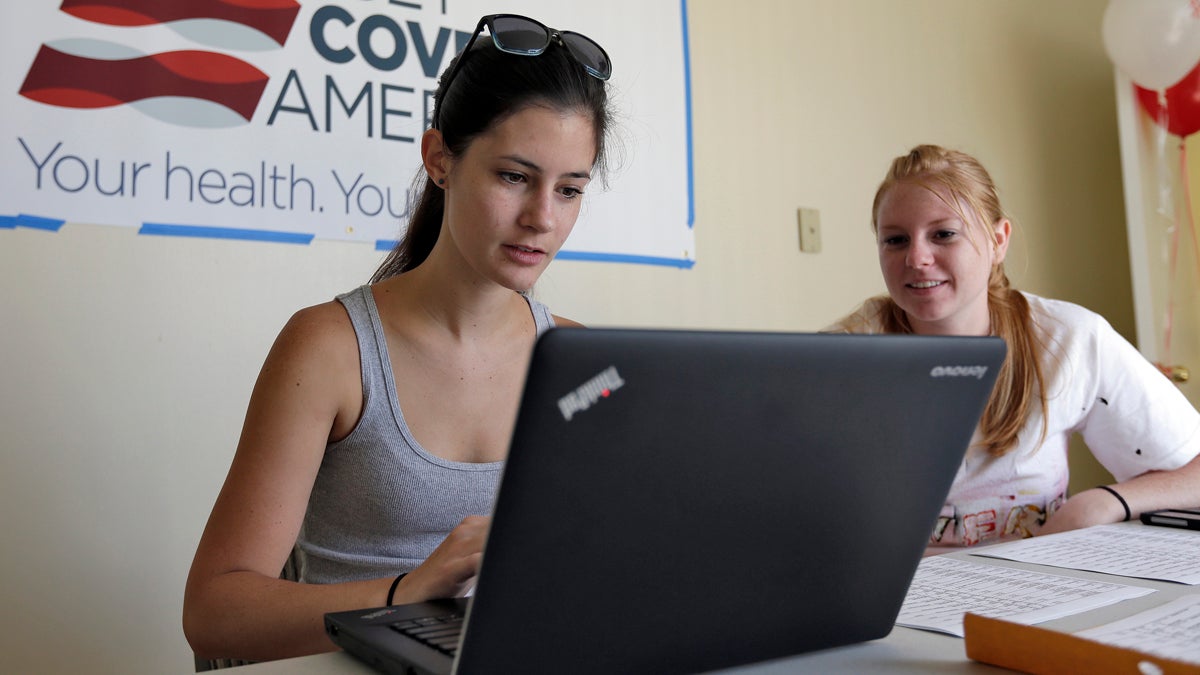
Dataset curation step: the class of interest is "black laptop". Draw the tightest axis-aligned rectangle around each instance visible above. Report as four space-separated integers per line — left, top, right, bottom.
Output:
325 328 1005 674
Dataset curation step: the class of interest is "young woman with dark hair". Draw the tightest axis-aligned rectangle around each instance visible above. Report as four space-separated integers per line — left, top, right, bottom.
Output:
184 14 614 662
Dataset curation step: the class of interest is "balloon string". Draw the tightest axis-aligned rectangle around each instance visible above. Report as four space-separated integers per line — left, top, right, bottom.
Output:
1174 138 1200 380
1157 90 1172 217
1182 140 1200 291
1164 229 1177 364
1162 143 1181 365
1161 138 1199 366
1156 99 1176 365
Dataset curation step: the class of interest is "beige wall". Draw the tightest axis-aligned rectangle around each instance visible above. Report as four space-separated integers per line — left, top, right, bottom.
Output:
0 2 1125 672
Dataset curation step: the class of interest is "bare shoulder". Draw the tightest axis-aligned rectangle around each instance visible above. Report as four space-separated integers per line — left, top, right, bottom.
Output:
268 300 358 367
823 295 889 334
282 299 355 342
254 300 361 423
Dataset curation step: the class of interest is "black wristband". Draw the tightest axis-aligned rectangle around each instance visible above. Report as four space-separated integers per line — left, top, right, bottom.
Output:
1096 485 1131 522
386 573 408 606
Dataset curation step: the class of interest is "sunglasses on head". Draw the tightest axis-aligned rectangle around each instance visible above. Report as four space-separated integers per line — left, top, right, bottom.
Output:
434 14 612 129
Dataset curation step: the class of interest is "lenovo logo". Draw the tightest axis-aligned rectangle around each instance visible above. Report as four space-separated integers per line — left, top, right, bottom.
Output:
930 365 989 380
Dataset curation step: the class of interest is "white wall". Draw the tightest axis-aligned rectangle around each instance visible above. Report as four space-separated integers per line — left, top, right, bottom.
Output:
0 2 1126 672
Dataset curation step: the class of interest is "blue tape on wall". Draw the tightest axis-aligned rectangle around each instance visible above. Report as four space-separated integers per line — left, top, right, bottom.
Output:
139 222 315 245
372 239 694 269
13 214 65 231
555 250 696 269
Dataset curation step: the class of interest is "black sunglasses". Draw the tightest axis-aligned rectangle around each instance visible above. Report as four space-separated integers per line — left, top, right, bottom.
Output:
434 14 612 129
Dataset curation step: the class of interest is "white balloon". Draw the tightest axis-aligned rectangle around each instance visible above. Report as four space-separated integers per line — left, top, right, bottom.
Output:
1103 0 1200 90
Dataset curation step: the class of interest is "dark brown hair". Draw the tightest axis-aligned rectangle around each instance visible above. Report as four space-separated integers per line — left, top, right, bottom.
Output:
371 35 613 282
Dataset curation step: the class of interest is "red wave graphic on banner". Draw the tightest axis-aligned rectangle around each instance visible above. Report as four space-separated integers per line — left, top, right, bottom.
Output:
60 0 301 46
19 45 269 121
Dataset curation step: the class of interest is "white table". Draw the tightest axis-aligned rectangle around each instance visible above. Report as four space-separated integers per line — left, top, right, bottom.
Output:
236 527 1198 674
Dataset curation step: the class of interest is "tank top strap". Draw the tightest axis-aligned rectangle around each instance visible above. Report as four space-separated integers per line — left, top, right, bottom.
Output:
335 285 390 419
521 292 557 336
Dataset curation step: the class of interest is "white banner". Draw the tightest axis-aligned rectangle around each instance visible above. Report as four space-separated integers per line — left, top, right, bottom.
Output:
1 0 694 268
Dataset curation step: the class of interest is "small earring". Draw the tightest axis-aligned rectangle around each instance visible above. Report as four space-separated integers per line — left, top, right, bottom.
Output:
437 178 445 186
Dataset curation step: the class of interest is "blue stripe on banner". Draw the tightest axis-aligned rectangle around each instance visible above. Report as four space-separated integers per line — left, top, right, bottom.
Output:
139 222 315 245
0 215 17 229
15 214 66 231
556 250 696 269
374 237 696 266
680 0 695 228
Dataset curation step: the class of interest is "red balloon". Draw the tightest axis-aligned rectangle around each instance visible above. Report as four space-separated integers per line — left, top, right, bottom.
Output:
1132 60 1200 136
1137 60 1200 137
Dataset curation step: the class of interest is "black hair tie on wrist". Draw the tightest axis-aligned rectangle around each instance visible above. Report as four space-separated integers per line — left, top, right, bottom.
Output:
386 573 408 606
1096 485 1131 522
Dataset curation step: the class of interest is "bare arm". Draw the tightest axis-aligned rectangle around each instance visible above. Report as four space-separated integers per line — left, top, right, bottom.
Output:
1042 452 1200 535
182 304 485 662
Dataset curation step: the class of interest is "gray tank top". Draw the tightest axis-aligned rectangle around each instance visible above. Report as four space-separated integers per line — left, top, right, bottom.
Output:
291 285 556 584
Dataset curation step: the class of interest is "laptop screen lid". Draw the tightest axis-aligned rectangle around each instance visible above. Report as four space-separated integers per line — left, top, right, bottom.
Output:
448 328 1004 674
325 328 1004 674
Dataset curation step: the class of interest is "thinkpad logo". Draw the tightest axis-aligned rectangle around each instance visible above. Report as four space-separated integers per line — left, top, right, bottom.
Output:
930 365 989 380
558 366 625 421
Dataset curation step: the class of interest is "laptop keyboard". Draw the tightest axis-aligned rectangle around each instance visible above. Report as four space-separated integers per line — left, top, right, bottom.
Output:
388 612 464 656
